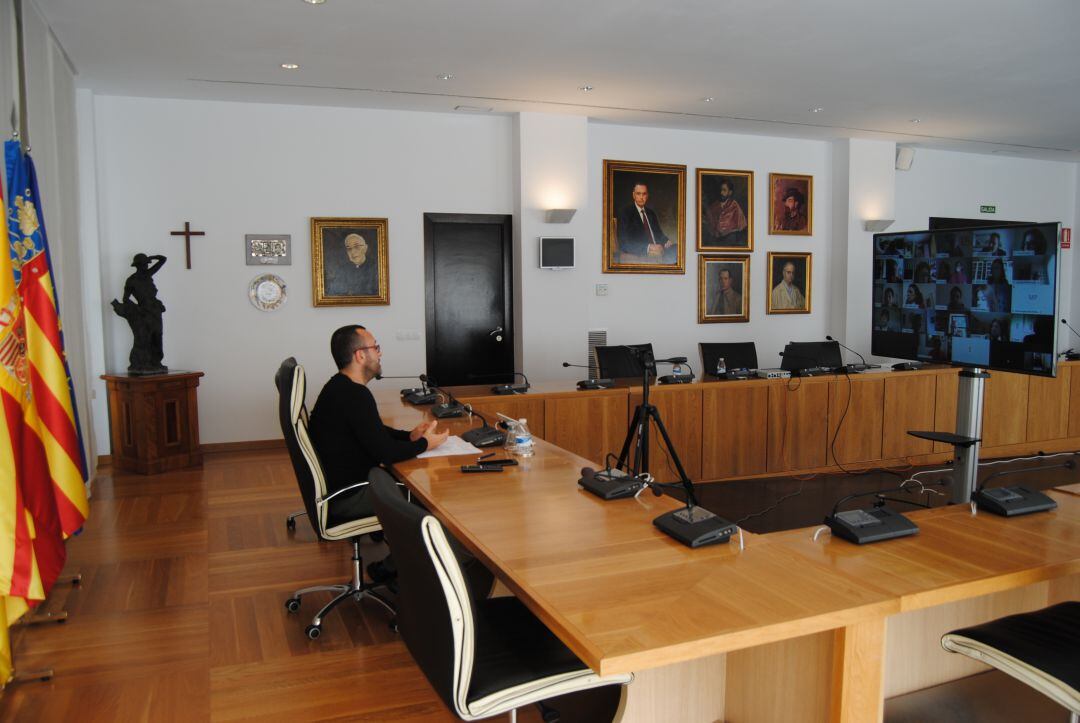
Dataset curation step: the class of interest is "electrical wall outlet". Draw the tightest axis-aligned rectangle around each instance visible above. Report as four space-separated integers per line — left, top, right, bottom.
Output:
595 284 609 297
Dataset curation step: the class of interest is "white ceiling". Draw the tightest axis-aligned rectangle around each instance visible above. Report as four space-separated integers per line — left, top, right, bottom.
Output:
35 0 1080 161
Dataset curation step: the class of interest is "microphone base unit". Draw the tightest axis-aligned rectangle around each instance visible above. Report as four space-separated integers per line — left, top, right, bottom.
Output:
460 425 507 448
491 383 530 395
578 468 643 500
400 387 424 396
432 402 466 419
404 391 438 405
653 506 736 548
717 369 754 380
891 361 924 372
825 506 919 544
793 367 832 377
657 373 695 385
1066 352 1080 361
974 486 1058 517
577 378 615 390
755 368 791 379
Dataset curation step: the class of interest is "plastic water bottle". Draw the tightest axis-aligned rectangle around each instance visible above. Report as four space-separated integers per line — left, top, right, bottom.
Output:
716 357 727 377
513 418 534 457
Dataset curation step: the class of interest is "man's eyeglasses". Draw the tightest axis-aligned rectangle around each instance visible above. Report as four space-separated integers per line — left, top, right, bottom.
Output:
356 344 381 354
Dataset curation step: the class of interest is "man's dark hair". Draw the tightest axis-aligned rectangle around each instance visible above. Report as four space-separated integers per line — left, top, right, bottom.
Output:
784 187 804 206
719 178 733 193
330 324 367 370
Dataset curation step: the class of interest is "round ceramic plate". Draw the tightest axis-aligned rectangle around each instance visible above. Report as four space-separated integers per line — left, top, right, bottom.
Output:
249 273 287 311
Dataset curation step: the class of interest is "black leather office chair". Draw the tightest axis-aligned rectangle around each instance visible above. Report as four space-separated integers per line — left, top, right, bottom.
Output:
699 341 758 376
941 602 1079 722
368 468 633 722
275 357 395 639
595 343 654 380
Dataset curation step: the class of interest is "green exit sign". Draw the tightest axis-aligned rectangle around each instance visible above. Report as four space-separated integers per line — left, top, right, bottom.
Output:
980 205 997 214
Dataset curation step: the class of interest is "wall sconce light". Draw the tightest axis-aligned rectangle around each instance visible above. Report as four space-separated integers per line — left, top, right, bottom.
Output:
545 208 577 223
863 219 895 232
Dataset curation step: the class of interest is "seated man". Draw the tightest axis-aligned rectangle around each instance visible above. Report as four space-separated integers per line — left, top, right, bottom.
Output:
309 323 447 516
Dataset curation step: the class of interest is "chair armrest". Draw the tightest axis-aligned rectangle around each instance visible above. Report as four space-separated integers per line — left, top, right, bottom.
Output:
316 481 369 508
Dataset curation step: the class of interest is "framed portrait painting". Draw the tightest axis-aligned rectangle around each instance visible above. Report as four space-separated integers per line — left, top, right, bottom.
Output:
766 251 812 314
311 217 389 306
603 159 686 274
699 255 750 323
697 168 753 252
768 173 813 236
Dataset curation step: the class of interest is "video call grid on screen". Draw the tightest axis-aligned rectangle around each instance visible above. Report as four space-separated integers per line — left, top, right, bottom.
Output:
871 223 1060 376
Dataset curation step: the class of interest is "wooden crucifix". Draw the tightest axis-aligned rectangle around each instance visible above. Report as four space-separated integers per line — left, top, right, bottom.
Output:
169 221 206 269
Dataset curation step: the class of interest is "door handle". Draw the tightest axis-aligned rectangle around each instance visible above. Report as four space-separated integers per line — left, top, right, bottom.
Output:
489 327 503 336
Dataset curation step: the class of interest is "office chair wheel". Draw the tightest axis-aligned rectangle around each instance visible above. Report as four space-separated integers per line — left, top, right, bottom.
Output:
305 624 321 640
368 531 384 543
286 517 296 531
284 597 301 613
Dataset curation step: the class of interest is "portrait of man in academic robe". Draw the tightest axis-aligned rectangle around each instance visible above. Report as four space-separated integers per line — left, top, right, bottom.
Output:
698 169 753 252
311 217 390 306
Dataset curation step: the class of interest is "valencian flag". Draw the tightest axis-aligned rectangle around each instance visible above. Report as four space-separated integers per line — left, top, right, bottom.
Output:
1 139 90 686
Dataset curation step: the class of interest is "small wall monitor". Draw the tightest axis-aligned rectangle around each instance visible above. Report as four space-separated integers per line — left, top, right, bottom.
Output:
540 237 575 269
871 222 1060 376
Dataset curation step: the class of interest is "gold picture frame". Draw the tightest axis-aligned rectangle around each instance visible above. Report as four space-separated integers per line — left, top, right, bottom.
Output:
310 217 389 307
766 251 812 315
602 159 686 274
699 255 750 323
697 168 754 252
768 173 813 236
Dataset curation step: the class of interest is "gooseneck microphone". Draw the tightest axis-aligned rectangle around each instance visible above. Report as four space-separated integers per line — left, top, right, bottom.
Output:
1060 319 1080 360
825 335 880 372
563 362 614 390
419 374 466 418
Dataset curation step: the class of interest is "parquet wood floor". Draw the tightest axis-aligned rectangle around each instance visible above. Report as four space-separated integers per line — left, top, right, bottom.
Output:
0 449 550 722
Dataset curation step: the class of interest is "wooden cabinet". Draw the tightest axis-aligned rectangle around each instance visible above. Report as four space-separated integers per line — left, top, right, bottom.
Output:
701 385 768 479
828 377 884 465
881 374 937 458
102 371 204 474
1028 368 1070 442
543 392 628 466
767 381 829 472
981 371 1028 448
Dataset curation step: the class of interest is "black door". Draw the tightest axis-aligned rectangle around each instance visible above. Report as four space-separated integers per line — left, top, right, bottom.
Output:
424 213 514 386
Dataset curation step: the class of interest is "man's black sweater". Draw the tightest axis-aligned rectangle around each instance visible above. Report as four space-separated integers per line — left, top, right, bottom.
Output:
308 373 427 493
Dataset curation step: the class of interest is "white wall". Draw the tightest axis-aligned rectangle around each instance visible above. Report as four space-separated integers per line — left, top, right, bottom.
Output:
90 96 513 449
84 95 1080 451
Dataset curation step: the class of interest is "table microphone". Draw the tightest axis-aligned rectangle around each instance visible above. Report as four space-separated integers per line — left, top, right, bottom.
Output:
1060 319 1080 360
468 371 531 395
563 362 614 390
825 335 880 373
419 374 466 418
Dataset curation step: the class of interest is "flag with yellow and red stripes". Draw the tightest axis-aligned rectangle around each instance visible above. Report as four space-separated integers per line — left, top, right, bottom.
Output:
1 139 90 687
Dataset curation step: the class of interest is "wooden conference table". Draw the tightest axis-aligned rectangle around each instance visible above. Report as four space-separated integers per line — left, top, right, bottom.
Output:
379 390 1080 722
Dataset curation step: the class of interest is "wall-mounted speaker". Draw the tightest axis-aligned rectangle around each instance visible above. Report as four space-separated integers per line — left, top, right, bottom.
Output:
896 147 915 171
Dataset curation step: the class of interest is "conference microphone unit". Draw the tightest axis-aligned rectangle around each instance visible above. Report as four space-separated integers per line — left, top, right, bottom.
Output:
653 356 696 385
469 371 531 395
377 373 429 397
398 374 437 405
1060 319 1080 360
562 362 614 390
825 335 881 373
417 375 466 418
972 458 1073 517
778 351 831 377
577 466 643 500
460 406 507 447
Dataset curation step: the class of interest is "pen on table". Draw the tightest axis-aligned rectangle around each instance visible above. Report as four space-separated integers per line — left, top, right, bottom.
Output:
478 452 495 461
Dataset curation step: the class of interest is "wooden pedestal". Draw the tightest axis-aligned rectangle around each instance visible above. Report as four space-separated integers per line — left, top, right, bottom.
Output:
101 371 204 474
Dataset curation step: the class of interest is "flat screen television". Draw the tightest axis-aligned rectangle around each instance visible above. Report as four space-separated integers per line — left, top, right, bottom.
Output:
871 222 1060 376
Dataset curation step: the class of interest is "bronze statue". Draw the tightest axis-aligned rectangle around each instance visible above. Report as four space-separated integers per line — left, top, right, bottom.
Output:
111 253 168 375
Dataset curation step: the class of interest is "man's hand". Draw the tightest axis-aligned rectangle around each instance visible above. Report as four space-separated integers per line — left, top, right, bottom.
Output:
647 243 664 257
422 424 449 450
409 420 436 442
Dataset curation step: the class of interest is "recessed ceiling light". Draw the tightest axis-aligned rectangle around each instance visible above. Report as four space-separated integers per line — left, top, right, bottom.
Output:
281 63 300 70
702 97 715 103
303 0 326 4
454 105 493 113
578 85 594 92
437 73 454 81
809 107 823 113
909 118 922 124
